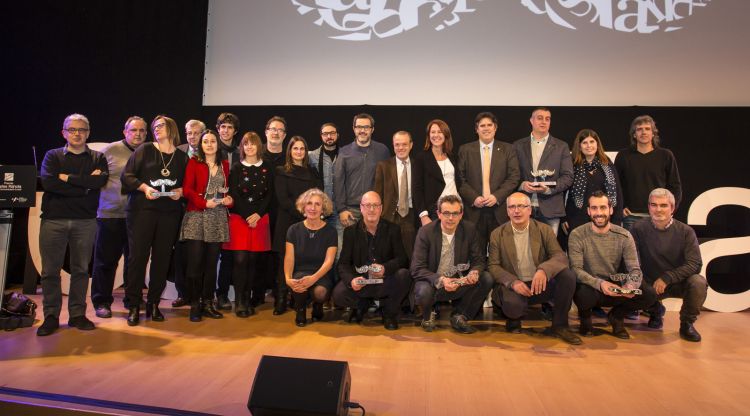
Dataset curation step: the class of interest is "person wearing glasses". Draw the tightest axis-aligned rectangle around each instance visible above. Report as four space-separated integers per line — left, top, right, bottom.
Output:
333 113 390 232
37 113 109 336
91 116 147 319
488 192 581 345
263 116 289 314
410 195 493 334
180 129 233 322
273 136 324 315
284 189 338 327
121 115 188 326
332 191 411 330
412 119 460 226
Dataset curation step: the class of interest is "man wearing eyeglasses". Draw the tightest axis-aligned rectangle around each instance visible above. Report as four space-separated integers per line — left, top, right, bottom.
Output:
309 122 340 230
332 192 411 330
411 194 493 334
37 114 109 336
333 113 390 231
488 192 581 345
91 116 146 319
177 119 205 159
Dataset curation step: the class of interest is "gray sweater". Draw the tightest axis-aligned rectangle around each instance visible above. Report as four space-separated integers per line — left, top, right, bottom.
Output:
568 223 642 291
97 140 136 218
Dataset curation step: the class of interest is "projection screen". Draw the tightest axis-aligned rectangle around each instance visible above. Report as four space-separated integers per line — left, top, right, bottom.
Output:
203 1 749 106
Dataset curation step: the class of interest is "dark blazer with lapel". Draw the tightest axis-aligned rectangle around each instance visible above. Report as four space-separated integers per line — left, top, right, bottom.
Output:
487 219 568 288
373 157 404 223
457 140 520 225
410 219 486 286
512 135 574 218
412 150 459 220
337 219 408 287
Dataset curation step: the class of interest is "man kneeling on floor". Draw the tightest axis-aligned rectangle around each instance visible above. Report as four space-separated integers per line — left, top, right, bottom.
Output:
488 192 581 345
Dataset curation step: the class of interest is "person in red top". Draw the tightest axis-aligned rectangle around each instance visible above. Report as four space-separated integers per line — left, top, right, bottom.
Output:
180 129 233 322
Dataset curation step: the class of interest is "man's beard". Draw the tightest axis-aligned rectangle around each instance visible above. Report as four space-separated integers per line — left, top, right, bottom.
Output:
592 215 610 229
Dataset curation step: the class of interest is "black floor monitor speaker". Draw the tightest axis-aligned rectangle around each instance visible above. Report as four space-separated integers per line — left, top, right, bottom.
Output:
248 355 351 416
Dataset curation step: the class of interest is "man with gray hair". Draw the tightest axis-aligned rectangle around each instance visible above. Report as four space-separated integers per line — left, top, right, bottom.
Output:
91 116 147 318
38 114 109 336
631 188 707 342
178 119 205 158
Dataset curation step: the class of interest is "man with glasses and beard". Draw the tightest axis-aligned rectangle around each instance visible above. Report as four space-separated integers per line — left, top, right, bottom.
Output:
568 191 656 339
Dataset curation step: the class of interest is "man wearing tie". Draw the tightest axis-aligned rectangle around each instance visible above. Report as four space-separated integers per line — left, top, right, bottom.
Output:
374 131 416 259
457 112 521 251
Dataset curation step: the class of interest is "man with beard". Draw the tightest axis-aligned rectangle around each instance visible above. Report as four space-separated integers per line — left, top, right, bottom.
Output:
568 191 656 339
215 113 240 310
309 122 339 234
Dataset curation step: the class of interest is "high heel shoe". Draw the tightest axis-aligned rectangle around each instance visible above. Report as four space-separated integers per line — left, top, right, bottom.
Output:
127 306 140 326
146 302 165 322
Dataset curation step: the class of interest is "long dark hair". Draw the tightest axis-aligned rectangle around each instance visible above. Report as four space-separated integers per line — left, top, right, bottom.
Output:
194 129 225 164
283 136 310 173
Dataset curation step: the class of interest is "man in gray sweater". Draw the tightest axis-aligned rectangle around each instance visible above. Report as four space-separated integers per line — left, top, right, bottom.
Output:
631 188 706 342
568 191 656 339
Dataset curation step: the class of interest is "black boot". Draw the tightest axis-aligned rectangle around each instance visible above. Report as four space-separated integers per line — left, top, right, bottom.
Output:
189 301 202 322
236 293 250 318
273 288 289 315
145 302 165 322
127 306 140 326
311 302 324 322
295 306 307 327
202 301 224 319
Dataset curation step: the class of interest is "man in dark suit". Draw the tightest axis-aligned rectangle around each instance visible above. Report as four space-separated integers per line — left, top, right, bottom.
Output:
488 192 581 345
332 191 411 330
374 130 416 259
457 111 520 251
411 195 493 334
513 107 574 235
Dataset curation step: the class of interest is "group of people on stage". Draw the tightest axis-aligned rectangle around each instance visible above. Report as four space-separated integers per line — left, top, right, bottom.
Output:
35 109 707 346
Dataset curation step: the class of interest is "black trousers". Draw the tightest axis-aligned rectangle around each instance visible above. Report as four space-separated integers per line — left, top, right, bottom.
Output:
125 209 180 305
413 271 494 320
574 282 657 319
172 240 189 299
648 274 708 324
91 218 129 307
332 269 412 319
493 268 576 328
184 240 221 302
475 208 500 255
216 249 233 298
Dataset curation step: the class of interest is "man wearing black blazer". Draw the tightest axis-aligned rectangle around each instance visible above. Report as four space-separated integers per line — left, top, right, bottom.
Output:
374 131 417 259
410 195 494 334
457 112 520 252
333 191 411 330
512 107 574 235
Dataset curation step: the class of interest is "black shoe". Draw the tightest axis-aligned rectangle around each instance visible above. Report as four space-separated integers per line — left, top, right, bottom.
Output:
202 303 224 319
295 309 307 327
37 316 59 336
68 315 96 331
551 327 582 345
273 298 287 315
450 314 476 334
540 303 554 321
216 295 232 311
505 318 522 334
647 302 666 329
348 306 366 324
679 322 702 342
171 297 188 308
311 302 324 322
420 311 437 332
608 311 630 339
127 306 140 326
579 313 594 337
146 302 165 322
235 294 250 318
189 303 202 322
95 304 112 319
384 317 399 331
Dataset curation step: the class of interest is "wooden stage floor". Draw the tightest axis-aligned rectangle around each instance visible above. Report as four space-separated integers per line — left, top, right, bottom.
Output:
1 292 749 416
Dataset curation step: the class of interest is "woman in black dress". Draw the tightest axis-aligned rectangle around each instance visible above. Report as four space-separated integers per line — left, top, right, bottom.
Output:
412 119 459 226
121 115 188 326
284 188 337 327
273 136 323 314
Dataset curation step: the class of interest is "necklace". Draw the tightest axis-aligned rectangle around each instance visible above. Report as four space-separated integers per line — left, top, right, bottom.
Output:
156 143 176 177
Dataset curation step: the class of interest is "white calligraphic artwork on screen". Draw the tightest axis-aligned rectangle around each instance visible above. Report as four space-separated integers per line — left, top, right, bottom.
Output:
202 0 746 106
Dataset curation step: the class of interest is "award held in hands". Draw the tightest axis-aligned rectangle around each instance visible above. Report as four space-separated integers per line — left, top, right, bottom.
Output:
354 264 384 285
530 169 556 187
150 179 177 198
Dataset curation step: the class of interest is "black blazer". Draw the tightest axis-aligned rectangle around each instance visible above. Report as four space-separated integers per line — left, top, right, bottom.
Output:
338 219 408 287
412 150 459 220
409 220 486 286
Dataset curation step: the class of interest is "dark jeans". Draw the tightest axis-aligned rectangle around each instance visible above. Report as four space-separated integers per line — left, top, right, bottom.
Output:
332 269 411 318
91 218 129 307
39 218 97 319
574 282 657 319
125 209 180 306
413 271 493 320
648 274 708 324
184 240 221 302
493 268 576 328
216 249 233 298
